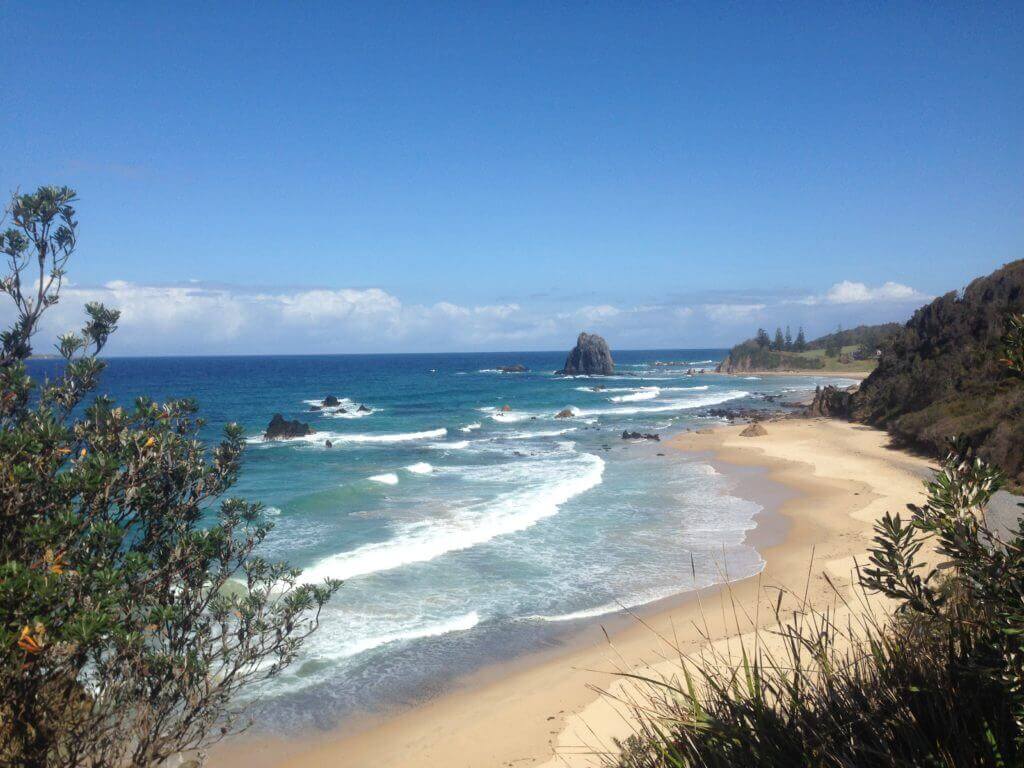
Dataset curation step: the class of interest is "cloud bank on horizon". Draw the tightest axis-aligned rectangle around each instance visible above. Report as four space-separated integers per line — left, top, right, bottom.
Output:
7 278 930 356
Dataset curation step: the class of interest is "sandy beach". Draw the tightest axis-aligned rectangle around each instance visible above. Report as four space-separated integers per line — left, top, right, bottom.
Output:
211 418 931 768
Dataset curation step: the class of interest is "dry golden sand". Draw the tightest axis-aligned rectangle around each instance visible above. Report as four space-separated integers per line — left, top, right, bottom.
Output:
210 418 930 768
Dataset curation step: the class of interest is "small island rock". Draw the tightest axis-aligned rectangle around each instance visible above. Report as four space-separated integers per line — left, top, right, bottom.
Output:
264 414 314 440
555 408 575 419
497 364 528 373
323 395 341 407
559 332 614 376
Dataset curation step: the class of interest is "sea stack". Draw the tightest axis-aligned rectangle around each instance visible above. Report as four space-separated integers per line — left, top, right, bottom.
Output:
264 414 315 440
559 332 614 376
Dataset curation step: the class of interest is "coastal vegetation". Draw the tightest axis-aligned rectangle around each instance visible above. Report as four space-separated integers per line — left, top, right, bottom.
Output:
616 436 1024 767
0 187 339 766
718 323 899 374
819 260 1024 487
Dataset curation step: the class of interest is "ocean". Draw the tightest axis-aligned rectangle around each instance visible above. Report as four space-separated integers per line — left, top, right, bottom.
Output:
28 350 855 732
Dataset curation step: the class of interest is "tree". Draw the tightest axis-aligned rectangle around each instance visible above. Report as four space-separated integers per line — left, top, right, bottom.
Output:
784 326 793 351
0 187 340 767
794 327 807 352
755 328 770 348
772 327 785 352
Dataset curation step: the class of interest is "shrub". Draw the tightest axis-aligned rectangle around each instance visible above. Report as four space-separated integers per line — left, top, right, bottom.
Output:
0 187 340 767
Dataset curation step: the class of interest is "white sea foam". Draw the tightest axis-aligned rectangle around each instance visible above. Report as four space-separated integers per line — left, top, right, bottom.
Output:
324 612 480 660
576 390 749 417
405 462 433 474
610 387 660 403
503 428 576 439
330 428 448 444
460 422 482 433
428 439 471 450
248 427 447 447
264 506 282 516
743 376 761 380
299 451 605 583
368 473 399 485
302 397 375 419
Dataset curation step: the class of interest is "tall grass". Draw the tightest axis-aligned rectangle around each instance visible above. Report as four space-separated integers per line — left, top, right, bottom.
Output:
614 440 1023 767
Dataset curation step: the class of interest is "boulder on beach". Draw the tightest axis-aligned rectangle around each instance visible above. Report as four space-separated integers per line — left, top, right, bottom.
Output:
740 422 767 438
264 414 314 441
559 332 614 376
555 408 575 419
497 364 528 373
322 395 341 407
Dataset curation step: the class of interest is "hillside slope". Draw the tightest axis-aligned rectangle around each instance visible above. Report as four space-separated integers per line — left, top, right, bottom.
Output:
847 260 1024 485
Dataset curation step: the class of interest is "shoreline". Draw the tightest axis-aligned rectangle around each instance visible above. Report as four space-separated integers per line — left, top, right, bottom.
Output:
717 369 872 379
210 418 928 768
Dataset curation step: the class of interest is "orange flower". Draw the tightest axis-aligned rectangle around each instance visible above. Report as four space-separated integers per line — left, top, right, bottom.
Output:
79 448 87 459
17 624 45 654
143 436 156 449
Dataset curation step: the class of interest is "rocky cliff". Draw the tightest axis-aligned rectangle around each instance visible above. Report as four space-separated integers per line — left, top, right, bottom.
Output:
845 259 1024 486
559 332 614 375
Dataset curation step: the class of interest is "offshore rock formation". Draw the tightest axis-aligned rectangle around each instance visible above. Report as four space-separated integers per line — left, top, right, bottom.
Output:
264 414 314 440
497 364 528 373
559 332 614 376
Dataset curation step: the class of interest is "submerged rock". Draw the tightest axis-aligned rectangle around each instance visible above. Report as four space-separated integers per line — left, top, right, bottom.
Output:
497 364 528 373
555 408 575 419
264 414 314 440
559 332 614 376
309 405 322 412
622 430 660 441
322 395 341 407
357 404 371 413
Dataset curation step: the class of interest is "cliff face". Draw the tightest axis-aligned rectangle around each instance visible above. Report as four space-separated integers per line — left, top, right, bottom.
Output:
848 260 1024 486
560 332 614 375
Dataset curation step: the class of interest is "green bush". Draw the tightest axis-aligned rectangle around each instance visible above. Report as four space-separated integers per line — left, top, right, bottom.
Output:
0 187 340 767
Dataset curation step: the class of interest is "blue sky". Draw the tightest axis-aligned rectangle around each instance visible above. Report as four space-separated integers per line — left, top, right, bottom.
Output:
2 2 1021 354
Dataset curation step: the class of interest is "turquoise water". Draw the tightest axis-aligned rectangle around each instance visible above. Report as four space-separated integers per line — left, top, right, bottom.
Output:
29 350 855 731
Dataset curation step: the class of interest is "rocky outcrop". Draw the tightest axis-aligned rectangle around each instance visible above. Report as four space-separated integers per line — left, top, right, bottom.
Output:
807 385 855 418
264 414 314 440
622 430 660 441
740 422 767 437
357 404 371 413
559 332 614 376
323 395 341 407
497 364 528 373
555 408 575 419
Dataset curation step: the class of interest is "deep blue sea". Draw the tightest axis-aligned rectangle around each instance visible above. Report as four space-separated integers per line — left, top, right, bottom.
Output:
28 350 857 732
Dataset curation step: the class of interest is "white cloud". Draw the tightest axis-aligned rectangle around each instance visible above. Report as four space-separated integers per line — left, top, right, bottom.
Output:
702 303 766 323
0 275 929 354
802 280 926 305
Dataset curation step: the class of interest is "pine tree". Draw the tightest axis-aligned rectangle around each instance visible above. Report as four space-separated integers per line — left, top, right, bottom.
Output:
785 325 793 350
773 327 785 352
756 328 770 348
795 327 807 351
